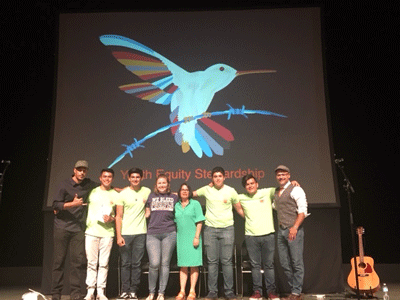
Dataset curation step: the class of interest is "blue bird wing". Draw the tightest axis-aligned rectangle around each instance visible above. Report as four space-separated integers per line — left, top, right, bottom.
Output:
99 34 185 105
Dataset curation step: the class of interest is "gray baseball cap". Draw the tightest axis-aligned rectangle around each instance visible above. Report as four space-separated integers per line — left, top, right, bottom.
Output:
74 160 89 169
274 165 290 173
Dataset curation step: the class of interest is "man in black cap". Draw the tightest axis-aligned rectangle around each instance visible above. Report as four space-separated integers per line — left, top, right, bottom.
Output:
51 160 98 300
274 165 308 300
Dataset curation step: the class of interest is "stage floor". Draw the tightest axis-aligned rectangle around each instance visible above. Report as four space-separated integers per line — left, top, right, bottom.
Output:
1 283 399 300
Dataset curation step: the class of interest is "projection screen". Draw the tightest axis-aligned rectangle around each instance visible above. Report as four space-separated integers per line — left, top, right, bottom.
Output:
45 7 338 207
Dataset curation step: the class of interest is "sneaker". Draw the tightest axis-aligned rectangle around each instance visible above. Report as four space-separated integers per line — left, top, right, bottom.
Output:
84 288 96 300
205 291 218 300
130 292 138 300
250 291 262 300
225 292 237 300
118 292 130 299
84 294 95 300
267 292 280 300
156 294 165 300
96 288 108 300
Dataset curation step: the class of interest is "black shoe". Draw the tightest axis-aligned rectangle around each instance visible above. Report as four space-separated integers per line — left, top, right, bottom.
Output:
225 292 237 300
205 291 218 300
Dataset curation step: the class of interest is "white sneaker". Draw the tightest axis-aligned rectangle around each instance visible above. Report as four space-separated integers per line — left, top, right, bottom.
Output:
84 288 95 300
156 294 165 300
130 293 138 300
84 293 95 300
117 292 130 299
96 288 108 300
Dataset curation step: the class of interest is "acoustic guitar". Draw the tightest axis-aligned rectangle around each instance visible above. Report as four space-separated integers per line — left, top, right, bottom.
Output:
347 227 380 294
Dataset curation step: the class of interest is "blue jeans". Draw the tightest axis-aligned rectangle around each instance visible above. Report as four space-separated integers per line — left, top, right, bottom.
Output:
204 225 235 295
277 226 304 295
119 234 146 293
146 231 177 294
245 233 276 295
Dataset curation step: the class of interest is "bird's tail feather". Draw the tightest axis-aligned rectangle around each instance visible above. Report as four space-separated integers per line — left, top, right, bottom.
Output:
170 113 234 157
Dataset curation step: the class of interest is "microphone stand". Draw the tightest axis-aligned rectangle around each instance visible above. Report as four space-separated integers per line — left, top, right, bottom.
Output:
335 158 360 300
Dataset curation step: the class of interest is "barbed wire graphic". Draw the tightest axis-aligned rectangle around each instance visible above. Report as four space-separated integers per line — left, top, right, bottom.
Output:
108 104 286 168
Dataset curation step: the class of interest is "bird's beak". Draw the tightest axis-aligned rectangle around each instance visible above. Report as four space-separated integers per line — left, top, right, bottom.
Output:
236 69 276 77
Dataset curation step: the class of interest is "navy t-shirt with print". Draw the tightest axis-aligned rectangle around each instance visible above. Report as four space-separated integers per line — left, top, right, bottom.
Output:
146 192 178 234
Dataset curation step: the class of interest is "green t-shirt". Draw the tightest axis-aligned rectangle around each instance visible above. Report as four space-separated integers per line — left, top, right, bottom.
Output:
238 188 275 236
196 184 239 228
86 186 118 237
115 186 151 235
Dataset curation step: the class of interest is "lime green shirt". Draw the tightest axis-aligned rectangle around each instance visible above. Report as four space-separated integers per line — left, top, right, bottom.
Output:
115 186 151 235
196 185 239 228
86 187 118 237
238 188 275 236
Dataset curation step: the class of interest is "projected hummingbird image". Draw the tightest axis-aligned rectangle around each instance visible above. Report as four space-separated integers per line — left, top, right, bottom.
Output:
99 35 286 167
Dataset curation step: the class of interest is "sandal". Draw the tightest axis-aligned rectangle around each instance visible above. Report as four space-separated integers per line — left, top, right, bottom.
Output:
187 291 196 300
176 291 186 300
146 294 155 300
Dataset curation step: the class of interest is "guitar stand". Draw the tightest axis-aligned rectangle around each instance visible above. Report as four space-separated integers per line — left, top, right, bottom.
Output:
335 158 362 300
346 287 378 299
346 293 378 299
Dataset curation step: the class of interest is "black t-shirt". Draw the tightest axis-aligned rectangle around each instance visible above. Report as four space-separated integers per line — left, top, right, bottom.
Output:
52 177 99 232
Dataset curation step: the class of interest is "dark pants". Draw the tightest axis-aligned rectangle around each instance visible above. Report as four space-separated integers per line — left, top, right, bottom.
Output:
119 234 146 293
204 225 235 295
277 227 304 295
51 227 86 298
245 233 276 295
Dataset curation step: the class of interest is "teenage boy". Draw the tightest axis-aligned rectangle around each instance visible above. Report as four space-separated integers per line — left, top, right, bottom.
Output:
193 167 244 300
238 174 280 300
84 168 118 300
115 168 151 300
